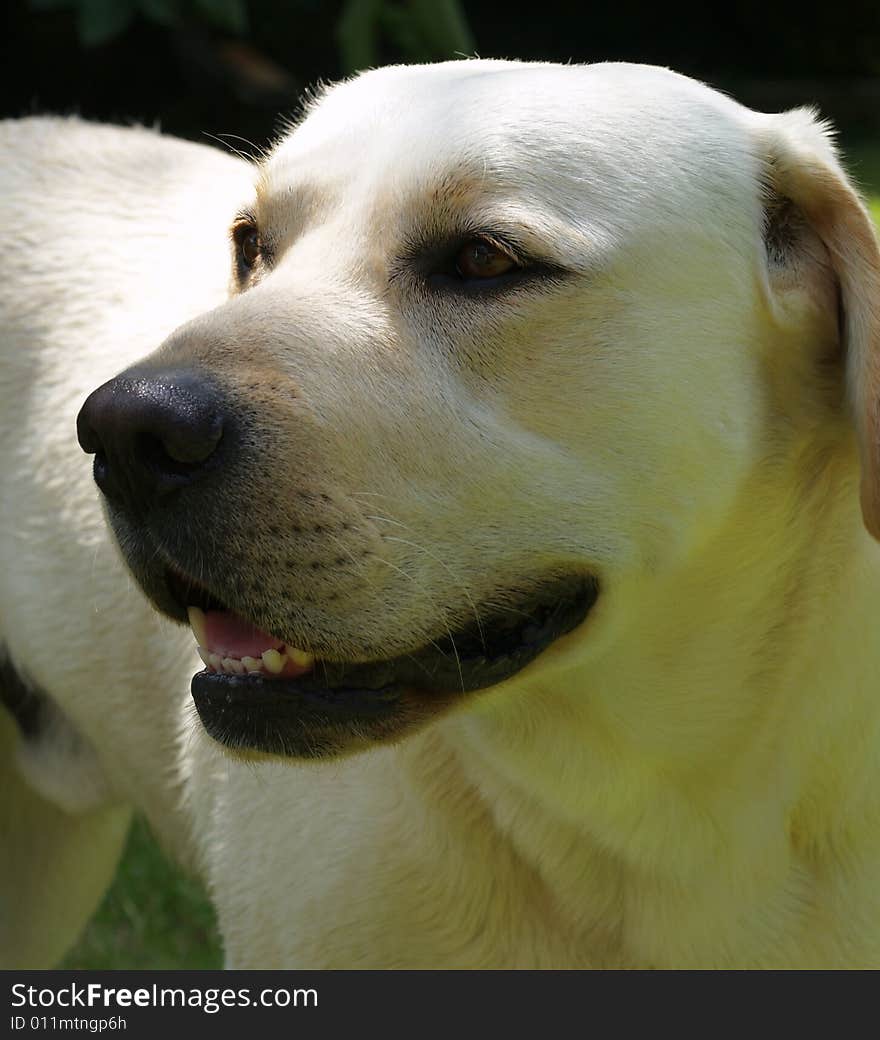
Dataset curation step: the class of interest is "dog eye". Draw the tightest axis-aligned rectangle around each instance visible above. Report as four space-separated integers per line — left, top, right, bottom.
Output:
454 237 517 280
233 221 262 270
405 231 566 296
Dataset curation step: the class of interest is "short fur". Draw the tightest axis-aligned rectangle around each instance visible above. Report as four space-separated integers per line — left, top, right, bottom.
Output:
2 62 880 968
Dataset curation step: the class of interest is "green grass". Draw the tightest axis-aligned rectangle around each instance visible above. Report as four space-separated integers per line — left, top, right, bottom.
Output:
60 143 880 972
61 816 222 970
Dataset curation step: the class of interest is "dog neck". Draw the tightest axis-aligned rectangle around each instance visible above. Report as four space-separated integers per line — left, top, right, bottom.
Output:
433 440 880 967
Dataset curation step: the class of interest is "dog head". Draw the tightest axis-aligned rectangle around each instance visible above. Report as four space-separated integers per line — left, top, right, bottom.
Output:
77 61 880 758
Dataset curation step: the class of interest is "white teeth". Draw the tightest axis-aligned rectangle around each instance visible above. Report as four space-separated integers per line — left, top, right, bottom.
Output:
194 644 315 677
286 647 316 668
187 606 208 647
262 648 285 674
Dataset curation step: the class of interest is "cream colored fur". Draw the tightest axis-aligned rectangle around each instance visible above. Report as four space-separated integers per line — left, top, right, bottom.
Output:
2 61 880 968
0 117 253 966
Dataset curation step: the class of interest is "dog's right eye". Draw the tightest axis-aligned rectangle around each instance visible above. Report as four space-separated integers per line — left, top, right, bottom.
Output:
232 220 263 272
230 216 265 282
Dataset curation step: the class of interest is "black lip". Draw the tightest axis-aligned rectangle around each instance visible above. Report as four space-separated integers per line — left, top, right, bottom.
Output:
191 675 408 759
191 574 599 758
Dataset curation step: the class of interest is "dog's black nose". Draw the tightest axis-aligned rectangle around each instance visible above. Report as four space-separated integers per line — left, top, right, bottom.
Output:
77 369 225 514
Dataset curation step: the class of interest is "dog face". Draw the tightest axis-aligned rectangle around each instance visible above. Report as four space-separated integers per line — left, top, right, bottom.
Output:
77 61 880 758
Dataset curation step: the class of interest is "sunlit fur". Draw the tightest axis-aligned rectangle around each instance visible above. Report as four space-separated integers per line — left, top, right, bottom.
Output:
0 117 254 966
2 61 880 967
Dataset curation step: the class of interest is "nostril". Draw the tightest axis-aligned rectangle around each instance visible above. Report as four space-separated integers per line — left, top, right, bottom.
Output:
93 450 109 486
77 368 229 512
135 428 222 479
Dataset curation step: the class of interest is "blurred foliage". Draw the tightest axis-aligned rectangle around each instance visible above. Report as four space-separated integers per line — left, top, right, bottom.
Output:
27 0 473 69
337 0 473 71
62 815 222 970
8 1 880 155
29 0 249 46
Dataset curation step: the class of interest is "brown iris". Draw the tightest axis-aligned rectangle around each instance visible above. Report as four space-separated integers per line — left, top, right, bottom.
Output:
454 237 517 280
234 222 262 269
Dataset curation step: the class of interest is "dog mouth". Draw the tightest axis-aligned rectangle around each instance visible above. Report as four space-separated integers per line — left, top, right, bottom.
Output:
168 568 599 759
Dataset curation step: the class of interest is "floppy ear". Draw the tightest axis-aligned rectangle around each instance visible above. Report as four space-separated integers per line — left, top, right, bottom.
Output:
757 109 880 541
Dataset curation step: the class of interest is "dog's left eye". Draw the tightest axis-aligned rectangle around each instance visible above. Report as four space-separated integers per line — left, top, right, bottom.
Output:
454 238 517 280
400 230 567 296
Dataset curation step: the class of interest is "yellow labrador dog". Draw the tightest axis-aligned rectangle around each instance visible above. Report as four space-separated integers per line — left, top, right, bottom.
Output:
3 60 880 969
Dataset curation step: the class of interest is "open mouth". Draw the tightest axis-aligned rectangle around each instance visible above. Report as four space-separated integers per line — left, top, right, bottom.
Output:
169 568 599 759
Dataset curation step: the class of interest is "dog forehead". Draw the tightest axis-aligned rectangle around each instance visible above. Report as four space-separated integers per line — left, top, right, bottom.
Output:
261 60 758 223
253 63 766 271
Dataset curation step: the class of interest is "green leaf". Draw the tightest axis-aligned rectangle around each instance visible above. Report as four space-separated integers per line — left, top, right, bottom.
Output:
194 0 249 34
77 0 137 45
380 5 429 61
337 0 476 69
138 0 182 26
337 0 383 72
406 0 474 58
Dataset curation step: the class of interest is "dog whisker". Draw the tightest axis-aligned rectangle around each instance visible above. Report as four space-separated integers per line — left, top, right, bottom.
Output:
363 514 410 529
380 535 486 655
368 555 456 662
201 131 266 163
478 599 539 624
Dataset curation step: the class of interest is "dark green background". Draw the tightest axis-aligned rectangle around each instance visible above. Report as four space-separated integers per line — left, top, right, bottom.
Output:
5 1 880 153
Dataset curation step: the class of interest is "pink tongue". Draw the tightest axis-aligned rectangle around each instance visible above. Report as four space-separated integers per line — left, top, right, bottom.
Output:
202 610 284 658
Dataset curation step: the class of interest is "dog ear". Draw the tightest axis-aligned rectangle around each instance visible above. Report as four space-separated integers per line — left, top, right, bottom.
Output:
757 109 880 540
